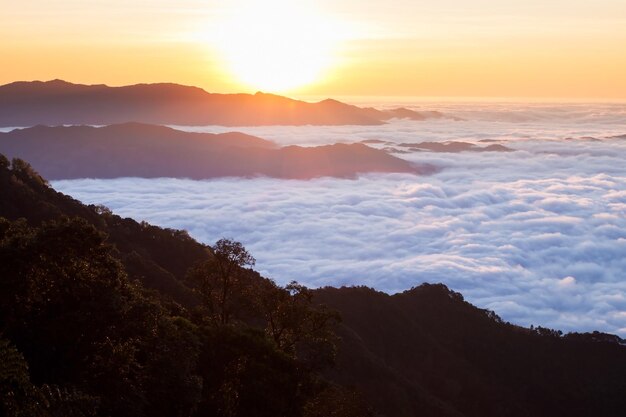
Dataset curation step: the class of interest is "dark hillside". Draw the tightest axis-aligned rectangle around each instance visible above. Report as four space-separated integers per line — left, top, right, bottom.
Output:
315 285 626 417
0 154 205 304
1 156 347 417
1 155 626 417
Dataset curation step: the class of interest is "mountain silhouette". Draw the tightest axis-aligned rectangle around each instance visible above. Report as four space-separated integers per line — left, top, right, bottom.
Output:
316 285 626 417
396 141 513 153
2 156 626 417
0 123 428 179
0 80 453 127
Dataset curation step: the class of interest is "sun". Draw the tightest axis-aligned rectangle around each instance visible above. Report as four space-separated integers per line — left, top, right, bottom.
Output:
213 1 336 93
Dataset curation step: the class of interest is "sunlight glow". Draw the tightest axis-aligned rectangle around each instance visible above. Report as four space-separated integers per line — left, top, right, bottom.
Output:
212 1 337 93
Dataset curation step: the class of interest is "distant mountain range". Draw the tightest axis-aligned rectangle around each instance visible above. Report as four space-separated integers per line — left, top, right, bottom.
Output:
0 80 454 127
0 123 429 179
365 140 514 155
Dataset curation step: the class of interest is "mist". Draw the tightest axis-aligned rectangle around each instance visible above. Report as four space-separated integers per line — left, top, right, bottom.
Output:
53 102 626 335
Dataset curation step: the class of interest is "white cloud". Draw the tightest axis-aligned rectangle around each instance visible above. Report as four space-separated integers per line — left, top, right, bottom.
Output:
557 276 577 287
52 102 626 336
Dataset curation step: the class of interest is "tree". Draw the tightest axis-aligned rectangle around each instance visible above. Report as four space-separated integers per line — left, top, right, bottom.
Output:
188 239 256 326
141 316 203 417
257 281 340 370
0 337 100 417
0 217 150 417
0 337 34 417
196 326 302 417
303 384 375 417
0 154 9 170
10 158 48 187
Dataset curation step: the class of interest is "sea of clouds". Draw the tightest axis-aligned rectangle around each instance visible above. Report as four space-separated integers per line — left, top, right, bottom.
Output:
53 102 626 336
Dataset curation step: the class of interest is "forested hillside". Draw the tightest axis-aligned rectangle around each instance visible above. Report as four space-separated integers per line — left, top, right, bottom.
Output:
317 285 626 417
0 155 357 417
1 154 626 417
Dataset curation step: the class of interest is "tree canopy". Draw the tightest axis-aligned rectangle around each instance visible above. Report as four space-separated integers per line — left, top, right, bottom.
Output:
2 155 626 417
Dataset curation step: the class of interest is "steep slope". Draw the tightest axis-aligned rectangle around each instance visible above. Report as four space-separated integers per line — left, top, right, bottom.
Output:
0 123 426 179
0 165 347 417
315 285 626 417
0 155 205 304
2 155 626 417
0 80 451 127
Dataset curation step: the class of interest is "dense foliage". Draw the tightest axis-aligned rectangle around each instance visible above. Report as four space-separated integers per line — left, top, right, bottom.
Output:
1 154 626 417
0 153 206 305
0 157 365 417
317 285 626 417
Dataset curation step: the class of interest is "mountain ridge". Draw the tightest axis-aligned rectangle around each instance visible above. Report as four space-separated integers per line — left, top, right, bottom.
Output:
0 123 429 180
0 79 453 127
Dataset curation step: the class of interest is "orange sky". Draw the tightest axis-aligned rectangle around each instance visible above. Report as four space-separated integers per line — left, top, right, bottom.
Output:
2 0 626 99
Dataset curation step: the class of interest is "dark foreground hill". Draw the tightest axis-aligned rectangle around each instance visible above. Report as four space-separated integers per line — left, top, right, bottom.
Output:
0 80 452 127
1 155 625 417
0 153 207 305
0 123 426 180
316 286 626 417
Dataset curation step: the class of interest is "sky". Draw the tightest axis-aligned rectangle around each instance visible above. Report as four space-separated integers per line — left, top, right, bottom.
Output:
2 0 626 99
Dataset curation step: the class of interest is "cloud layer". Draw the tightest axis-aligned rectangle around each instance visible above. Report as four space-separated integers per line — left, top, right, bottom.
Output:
53 102 626 336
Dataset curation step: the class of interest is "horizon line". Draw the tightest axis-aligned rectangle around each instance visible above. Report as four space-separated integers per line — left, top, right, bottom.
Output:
3 78 626 105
